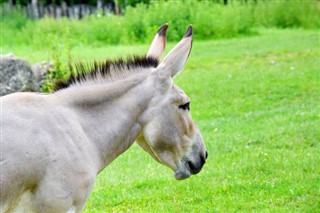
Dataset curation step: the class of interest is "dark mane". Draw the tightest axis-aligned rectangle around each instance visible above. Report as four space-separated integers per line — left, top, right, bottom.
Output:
54 55 159 91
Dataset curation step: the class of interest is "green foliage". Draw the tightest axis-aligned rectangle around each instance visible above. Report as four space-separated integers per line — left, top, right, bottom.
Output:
0 5 27 29
42 32 73 93
118 0 151 9
252 0 320 29
1 0 319 49
0 4 28 47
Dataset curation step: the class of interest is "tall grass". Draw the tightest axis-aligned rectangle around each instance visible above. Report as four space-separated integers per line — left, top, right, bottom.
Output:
0 5 29 47
252 0 320 29
1 0 319 49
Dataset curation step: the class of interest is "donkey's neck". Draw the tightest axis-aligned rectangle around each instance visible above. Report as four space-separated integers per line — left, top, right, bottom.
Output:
56 72 148 105
58 71 155 173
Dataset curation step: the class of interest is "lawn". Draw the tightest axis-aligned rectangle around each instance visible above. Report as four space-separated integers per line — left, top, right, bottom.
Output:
2 28 319 212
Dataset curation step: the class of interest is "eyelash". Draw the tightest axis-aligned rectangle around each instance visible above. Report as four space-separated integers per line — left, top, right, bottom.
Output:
179 102 190 111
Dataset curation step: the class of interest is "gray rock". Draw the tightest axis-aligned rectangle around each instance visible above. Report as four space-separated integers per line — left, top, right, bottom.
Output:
32 61 53 87
0 56 41 96
0 53 15 58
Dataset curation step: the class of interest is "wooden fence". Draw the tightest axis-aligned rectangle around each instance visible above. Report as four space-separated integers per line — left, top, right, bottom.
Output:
27 3 115 19
2 1 117 19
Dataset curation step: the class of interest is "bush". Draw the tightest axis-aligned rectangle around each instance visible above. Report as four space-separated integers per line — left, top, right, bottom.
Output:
0 5 29 47
252 0 320 29
41 33 74 93
1 0 319 49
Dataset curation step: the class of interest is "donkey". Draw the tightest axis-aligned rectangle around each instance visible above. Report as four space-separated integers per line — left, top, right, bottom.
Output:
0 24 207 213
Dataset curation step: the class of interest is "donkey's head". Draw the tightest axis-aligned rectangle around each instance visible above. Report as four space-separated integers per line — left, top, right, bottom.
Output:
136 24 207 180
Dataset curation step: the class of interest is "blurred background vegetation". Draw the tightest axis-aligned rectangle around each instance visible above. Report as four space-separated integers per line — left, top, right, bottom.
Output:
1 0 319 49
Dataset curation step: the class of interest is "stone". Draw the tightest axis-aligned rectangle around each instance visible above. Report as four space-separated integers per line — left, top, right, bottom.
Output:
0 55 40 96
32 61 53 88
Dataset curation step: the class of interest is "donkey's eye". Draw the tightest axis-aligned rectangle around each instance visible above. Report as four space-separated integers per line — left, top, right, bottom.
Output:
179 102 190 111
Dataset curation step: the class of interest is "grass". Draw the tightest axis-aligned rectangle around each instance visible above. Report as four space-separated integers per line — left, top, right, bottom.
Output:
1 0 319 48
1 28 319 211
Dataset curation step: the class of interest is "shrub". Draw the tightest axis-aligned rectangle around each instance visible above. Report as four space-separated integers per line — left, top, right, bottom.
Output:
1 0 319 49
0 5 29 47
42 34 73 93
252 0 320 29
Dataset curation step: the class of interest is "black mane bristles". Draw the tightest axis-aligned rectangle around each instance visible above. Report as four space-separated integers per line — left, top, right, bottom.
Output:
54 55 159 91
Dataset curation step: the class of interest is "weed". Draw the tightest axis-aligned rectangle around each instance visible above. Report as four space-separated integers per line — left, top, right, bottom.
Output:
42 31 73 93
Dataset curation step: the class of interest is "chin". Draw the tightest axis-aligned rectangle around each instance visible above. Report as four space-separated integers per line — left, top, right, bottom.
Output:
174 170 191 180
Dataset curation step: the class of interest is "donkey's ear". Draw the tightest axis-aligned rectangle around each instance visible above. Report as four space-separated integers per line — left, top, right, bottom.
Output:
158 25 193 77
146 24 168 60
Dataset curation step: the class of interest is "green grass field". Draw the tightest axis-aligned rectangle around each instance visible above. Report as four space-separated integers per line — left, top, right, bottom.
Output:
2 28 319 211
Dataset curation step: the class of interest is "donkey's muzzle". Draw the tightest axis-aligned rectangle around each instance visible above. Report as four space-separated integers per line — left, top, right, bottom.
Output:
187 152 207 175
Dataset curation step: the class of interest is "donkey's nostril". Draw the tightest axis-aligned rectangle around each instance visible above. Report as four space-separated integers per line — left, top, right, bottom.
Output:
205 151 208 159
187 160 198 174
187 160 195 171
187 159 203 175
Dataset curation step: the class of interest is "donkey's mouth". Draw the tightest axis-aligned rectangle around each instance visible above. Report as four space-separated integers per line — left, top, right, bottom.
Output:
174 169 191 180
174 158 204 180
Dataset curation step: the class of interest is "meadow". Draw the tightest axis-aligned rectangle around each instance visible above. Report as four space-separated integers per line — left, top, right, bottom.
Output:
83 29 319 212
5 28 318 212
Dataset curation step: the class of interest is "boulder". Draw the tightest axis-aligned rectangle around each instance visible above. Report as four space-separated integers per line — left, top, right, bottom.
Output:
0 55 40 96
32 61 53 88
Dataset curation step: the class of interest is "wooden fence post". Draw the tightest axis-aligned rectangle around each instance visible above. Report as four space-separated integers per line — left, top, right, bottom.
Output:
13 2 118 19
97 0 103 10
31 0 39 19
114 0 120 16
62 2 67 17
